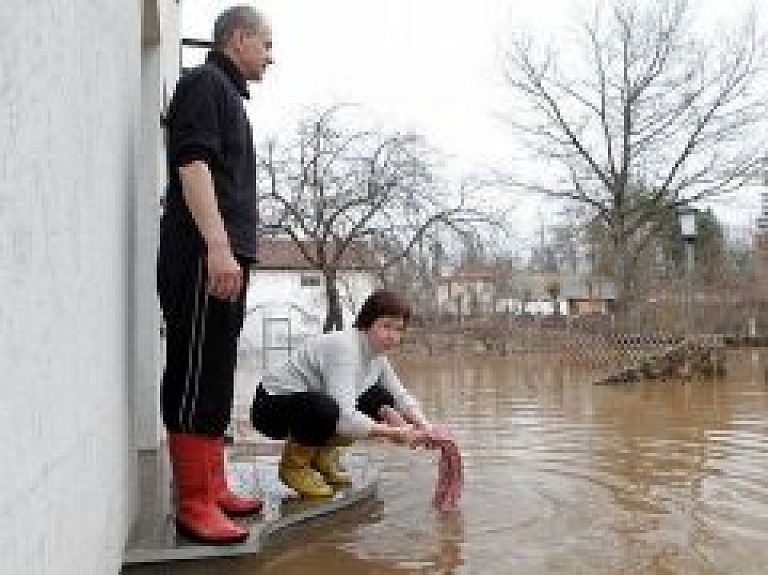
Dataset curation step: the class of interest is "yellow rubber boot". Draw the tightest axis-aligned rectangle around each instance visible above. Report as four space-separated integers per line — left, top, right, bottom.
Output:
278 439 333 498
312 446 352 486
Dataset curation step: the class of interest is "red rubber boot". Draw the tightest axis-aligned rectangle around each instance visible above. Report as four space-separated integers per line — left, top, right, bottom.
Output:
167 433 248 545
210 437 263 517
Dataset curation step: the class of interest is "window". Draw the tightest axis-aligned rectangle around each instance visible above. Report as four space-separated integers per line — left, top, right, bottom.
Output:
300 275 322 287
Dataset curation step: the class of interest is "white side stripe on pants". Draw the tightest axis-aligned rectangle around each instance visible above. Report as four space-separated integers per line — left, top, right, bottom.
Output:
179 256 209 431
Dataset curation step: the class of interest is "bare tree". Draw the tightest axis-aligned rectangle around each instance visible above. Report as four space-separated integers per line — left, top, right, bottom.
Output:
257 106 497 332
500 0 767 317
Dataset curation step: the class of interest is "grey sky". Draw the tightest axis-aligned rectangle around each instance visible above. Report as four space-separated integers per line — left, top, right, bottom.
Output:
183 0 766 238
183 1 594 168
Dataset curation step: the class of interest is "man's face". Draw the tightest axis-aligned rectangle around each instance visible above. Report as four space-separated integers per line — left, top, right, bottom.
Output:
366 316 406 354
233 23 273 82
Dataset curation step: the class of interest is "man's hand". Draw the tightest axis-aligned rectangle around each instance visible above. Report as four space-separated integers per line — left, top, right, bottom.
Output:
206 243 242 301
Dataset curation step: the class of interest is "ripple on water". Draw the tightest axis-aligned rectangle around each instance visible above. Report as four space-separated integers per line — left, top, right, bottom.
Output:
235 351 768 574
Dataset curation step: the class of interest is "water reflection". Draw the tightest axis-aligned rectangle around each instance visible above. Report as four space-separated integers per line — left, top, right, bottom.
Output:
128 349 768 574
358 349 768 574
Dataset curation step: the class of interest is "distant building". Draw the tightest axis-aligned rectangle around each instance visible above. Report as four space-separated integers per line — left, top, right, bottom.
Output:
434 263 614 318
436 262 498 316
561 275 617 315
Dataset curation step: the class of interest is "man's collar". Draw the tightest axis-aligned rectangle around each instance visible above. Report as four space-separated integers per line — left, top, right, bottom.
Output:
206 50 250 99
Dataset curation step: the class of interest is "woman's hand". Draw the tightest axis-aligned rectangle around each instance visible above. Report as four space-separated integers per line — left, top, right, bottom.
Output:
382 424 420 447
387 424 411 445
369 422 430 449
404 419 437 449
376 407 434 447
399 425 432 449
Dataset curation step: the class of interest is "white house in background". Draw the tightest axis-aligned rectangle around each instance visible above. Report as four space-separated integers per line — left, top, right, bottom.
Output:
436 263 498 316
234 237 378 408
242 237 378 352
0 2 179 573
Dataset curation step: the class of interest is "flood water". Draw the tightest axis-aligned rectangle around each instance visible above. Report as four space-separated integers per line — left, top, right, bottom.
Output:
139 349 768 574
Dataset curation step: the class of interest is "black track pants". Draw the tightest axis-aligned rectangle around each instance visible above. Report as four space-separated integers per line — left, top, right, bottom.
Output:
157 240 249 437
250 383 397 446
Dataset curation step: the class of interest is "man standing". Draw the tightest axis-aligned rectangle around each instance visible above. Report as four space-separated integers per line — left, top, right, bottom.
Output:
157 5 272 545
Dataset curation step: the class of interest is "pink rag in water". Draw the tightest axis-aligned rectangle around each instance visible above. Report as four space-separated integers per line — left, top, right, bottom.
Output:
426 424 463 512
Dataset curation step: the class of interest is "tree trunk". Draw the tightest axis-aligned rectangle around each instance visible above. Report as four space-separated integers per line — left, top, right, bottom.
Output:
323 271 343 333
613 243 634 332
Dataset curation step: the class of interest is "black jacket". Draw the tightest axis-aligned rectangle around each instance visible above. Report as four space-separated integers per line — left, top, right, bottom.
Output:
161 50 259 261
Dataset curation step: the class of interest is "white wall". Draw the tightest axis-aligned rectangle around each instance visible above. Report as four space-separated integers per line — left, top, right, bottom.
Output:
0 1 178 573
134 0 180 451
245 270 377 336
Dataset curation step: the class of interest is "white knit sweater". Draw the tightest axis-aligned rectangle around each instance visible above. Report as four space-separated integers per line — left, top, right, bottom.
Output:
259 329 425 438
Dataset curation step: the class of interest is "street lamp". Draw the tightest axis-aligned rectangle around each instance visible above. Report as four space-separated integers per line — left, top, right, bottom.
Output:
680 209 697 242
679 207 697 337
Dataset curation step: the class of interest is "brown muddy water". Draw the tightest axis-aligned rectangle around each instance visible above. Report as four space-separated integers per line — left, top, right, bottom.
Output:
133 349 768 574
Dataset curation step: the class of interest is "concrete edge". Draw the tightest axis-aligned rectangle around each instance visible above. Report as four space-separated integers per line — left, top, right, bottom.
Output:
122 466 378 565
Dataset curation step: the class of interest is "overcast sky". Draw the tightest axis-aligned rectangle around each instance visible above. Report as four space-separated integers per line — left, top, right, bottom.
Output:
183 0 766 240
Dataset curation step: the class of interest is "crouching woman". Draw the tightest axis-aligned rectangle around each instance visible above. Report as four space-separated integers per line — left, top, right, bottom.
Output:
250 289 431 497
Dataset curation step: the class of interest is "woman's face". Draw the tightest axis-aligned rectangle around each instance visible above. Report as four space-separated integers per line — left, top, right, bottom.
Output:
366 316 406 354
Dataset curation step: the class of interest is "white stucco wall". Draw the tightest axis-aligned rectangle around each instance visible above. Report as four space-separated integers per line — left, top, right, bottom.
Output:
134 0 180 451
0 1 178 573
244 270 377 341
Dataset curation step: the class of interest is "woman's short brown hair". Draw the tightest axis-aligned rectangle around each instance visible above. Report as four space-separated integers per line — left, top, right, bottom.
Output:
353 289 411 329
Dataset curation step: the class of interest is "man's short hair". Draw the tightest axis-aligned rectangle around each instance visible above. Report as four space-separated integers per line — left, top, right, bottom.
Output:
212 5 265 48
